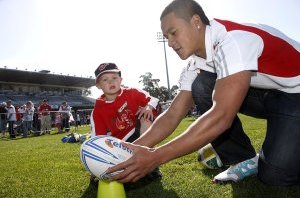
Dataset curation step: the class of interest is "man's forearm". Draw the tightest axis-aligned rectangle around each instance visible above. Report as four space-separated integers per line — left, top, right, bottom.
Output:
134 110 183 147
134 91 194 147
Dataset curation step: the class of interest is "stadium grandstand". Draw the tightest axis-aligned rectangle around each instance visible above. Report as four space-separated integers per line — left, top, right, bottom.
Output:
0 67 95 110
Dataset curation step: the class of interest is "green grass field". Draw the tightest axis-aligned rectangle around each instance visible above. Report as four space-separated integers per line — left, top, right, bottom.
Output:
1 115 300 198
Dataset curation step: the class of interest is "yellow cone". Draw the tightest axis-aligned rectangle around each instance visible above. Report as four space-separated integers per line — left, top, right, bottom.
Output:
97 180 126 198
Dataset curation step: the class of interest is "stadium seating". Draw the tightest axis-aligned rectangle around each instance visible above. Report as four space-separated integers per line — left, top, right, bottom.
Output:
0 67 96 110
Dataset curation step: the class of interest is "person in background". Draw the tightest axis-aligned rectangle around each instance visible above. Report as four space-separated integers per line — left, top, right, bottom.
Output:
54 112 62 133
38 99 52 135
32 106 41 134
86 114 90 126
20 101 34 138
6 100 16 139
108 0 300 187
59 101 71 132
0 102 7 138
75 111 81 130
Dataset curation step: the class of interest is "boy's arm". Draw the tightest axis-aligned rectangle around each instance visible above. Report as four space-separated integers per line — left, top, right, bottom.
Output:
90 108 108 137
147 95 159 110
90 111 96 137
135 89 159 120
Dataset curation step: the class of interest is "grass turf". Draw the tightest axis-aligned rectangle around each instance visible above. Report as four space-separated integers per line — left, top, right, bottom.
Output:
1 115 300 198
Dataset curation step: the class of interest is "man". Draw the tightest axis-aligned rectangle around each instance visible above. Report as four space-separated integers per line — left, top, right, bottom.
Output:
108 0 300 186
0 102 8 137
59 101 71 132
20 101 34 138
38 99 52 134
6 100 17 139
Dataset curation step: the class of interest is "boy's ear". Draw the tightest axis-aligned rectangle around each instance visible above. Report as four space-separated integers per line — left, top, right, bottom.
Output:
95 83 102 89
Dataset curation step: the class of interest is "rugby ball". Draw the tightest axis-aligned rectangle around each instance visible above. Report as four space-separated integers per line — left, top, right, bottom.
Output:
80 135 133 179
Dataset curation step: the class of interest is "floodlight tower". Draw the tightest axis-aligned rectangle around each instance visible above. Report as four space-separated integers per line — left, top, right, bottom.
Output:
157 32 171 100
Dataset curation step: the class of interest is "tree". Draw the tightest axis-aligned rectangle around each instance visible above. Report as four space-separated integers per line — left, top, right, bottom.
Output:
170 85 179 98
139 72 160 95
139 72 178 102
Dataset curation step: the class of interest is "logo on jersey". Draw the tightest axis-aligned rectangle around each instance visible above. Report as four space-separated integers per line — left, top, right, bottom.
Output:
116 101 134 130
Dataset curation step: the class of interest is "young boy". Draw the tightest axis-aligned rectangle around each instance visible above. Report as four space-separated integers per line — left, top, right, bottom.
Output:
91 62 159 141
90 62 162 186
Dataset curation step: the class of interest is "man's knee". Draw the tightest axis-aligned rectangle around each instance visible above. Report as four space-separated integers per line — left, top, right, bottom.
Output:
258 155 299 186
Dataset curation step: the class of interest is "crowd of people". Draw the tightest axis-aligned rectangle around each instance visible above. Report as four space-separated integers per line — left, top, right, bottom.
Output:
0 99 92 139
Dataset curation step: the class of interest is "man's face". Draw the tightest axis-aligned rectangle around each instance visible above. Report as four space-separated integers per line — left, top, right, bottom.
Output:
161 12 201 60
161 11 207 60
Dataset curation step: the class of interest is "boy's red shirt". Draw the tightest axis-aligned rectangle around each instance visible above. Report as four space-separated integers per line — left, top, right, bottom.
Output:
91 88 158 140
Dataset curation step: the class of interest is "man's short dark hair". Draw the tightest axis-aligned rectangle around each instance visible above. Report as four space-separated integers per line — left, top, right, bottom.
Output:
160 0 210 25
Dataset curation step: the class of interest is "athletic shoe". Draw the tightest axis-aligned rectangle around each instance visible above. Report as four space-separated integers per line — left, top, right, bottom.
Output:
198 143 223 169
213 154 259 183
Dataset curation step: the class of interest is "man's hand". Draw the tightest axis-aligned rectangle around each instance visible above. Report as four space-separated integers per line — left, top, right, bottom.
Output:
106 142 159 183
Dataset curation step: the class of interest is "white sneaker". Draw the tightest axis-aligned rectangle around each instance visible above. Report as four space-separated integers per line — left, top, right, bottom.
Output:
198 143 223 169
213 154 259 183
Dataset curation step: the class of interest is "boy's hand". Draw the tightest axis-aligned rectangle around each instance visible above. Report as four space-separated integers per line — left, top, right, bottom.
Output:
136 105 154 121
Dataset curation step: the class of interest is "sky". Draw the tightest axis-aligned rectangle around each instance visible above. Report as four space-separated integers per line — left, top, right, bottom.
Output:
1 0 300 98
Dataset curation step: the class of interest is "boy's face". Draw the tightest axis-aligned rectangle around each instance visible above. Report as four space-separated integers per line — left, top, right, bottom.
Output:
96 72 122 95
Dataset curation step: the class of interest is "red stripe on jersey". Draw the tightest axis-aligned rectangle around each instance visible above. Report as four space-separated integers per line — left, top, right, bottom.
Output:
215 19 300 77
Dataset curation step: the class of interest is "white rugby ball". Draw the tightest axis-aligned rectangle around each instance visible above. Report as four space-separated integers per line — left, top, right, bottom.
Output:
80 135 133 179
